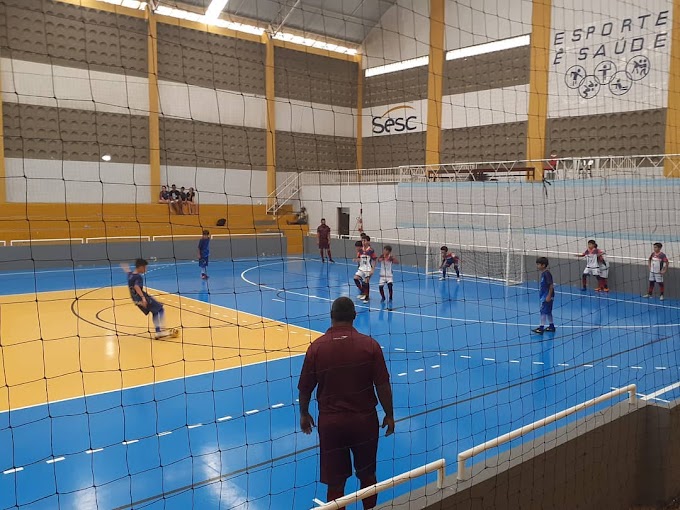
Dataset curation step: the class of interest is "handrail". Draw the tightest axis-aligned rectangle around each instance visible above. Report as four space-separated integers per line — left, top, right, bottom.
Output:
312 459 446 510
456 385 637 481
266 173 300 215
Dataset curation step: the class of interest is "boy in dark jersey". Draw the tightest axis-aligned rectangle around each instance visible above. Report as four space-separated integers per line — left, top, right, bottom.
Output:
532 257 556 334
439 246 460 281
198 230 210 279
124 258 175 339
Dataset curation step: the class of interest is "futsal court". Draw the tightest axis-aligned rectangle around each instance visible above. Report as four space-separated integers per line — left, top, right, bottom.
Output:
1 253 679 509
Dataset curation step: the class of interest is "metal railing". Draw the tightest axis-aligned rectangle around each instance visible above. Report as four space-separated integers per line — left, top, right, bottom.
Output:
266 173 300 215
296 154 679 185
456 385 637 481
313 459 446 510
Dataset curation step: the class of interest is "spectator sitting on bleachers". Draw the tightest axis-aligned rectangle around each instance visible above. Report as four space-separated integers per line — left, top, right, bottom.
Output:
169 184 183 215
158 185 170 204
288 207 308 225
186 187 197 215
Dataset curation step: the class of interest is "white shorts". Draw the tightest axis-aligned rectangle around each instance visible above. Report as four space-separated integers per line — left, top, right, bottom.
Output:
598 263 609 279
379 275 393 285
355 269 372 280
583 267 600 276
649 271 664 283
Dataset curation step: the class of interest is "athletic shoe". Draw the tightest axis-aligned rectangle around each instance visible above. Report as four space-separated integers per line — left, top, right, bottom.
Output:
321 258 326 263
660 295 665 301
581 287 587 292
329 259 335 263
545 326 556 333
643 294 651 298
457 277 461 282
439 277 446 281
357 294 365 299
155 330 171 339
594 287 602 292
532 327 545 334
603 288 610 292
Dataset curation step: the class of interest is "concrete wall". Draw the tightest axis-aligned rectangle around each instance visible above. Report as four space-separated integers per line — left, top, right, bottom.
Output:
380 400 680 510
0 236 287 271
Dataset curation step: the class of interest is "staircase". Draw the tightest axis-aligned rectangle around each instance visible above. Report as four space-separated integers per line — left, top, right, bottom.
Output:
266 174 300 215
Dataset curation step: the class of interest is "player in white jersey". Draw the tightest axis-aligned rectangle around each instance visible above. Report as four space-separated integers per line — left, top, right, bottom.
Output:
378 245 399 302
577 239 608 292
644 242 670 300
353 236 377 300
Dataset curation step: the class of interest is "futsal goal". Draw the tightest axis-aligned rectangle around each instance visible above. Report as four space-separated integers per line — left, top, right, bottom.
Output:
424 211 525 285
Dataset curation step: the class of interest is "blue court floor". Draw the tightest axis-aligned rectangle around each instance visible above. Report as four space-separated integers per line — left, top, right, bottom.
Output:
1 256 680 509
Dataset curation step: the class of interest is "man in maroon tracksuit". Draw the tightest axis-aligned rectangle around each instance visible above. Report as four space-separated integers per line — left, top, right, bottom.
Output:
298 297 395 509
317 218 334 263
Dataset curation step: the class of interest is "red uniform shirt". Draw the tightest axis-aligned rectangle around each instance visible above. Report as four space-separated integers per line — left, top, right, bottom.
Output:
317 224 331 241
298 326 390 415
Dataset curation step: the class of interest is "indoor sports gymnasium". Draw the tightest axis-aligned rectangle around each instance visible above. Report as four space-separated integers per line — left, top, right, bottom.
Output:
1 0 680 509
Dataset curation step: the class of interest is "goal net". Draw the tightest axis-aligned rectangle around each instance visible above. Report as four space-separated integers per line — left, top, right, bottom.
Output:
424 211 524 285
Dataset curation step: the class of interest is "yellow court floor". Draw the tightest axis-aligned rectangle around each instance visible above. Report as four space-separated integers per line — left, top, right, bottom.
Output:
0 286 318 412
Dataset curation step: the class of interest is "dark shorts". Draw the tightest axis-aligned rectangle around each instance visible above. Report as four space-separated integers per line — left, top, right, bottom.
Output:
319 240 330 250
199 257 209 268
136 295 163 316
318 411 379 485
540 300 554 315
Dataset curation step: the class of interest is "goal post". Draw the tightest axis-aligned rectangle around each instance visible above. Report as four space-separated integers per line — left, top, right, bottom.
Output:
424 211 524 285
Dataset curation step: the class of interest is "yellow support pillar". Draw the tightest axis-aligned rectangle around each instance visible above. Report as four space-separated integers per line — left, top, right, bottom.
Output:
425 0 445 168
147 6 161 200
264 34 277 208
664 0 680 177
0 61 6 204
356 57 363 177
526 0 552 181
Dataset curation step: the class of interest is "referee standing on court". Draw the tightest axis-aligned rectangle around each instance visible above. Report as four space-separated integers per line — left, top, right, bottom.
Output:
298 297 395 509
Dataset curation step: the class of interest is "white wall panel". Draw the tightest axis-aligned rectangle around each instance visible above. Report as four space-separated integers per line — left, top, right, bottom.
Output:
548 0 672 117
441 84 529 129
362 0 430 68
5 159 151 203
276 99 356 138
1 58 149 115
445 0 533 51
362 99 427 137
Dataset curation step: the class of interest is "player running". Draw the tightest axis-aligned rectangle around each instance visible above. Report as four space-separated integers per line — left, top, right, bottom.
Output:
378 245 398 302
354 236 377 301
644 242 669 300
439 246 460 281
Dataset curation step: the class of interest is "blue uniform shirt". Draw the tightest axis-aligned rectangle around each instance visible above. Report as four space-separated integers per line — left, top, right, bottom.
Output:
198 238 210 259
539 270 554 301
128 272 145 303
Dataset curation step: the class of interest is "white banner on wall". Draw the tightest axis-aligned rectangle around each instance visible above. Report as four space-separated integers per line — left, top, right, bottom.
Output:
362 99 427 137
548 0 672 118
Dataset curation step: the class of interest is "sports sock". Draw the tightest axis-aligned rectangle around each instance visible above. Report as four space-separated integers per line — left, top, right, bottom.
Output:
582 275 587 288
660 283 665 295
379 285 385 299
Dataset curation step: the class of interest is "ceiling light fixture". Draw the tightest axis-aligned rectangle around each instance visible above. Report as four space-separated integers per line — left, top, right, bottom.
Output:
445 35 530 61
205 0 229 20
364 56 429 78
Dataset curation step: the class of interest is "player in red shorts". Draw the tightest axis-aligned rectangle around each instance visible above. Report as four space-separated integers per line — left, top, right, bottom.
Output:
298 297 395 509
317 218 334 263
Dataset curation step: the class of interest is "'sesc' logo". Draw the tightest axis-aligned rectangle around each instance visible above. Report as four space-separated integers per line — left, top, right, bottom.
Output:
372 105 418 134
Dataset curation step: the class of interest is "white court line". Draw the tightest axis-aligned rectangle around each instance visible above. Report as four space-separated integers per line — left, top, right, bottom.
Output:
46 457 65 464
631 366 643 370
3 467 23 475
217 416 232 422
86 448 104 454
271 403 285 409
245 409 259 415
510 360 520 363
532 361 544 365
484 357 495 361
431 365 440 369
240 261 680 329
397 373 407 377
122 440 139 445
414 368 424 373
640 380 680 401
313 498 326 506
187 424 203 429
557 363 570 367
157 431 172 436
272 298 285 303
460 355 472 359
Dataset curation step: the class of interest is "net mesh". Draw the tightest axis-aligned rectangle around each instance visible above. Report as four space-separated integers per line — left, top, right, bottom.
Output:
1 0 679 510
